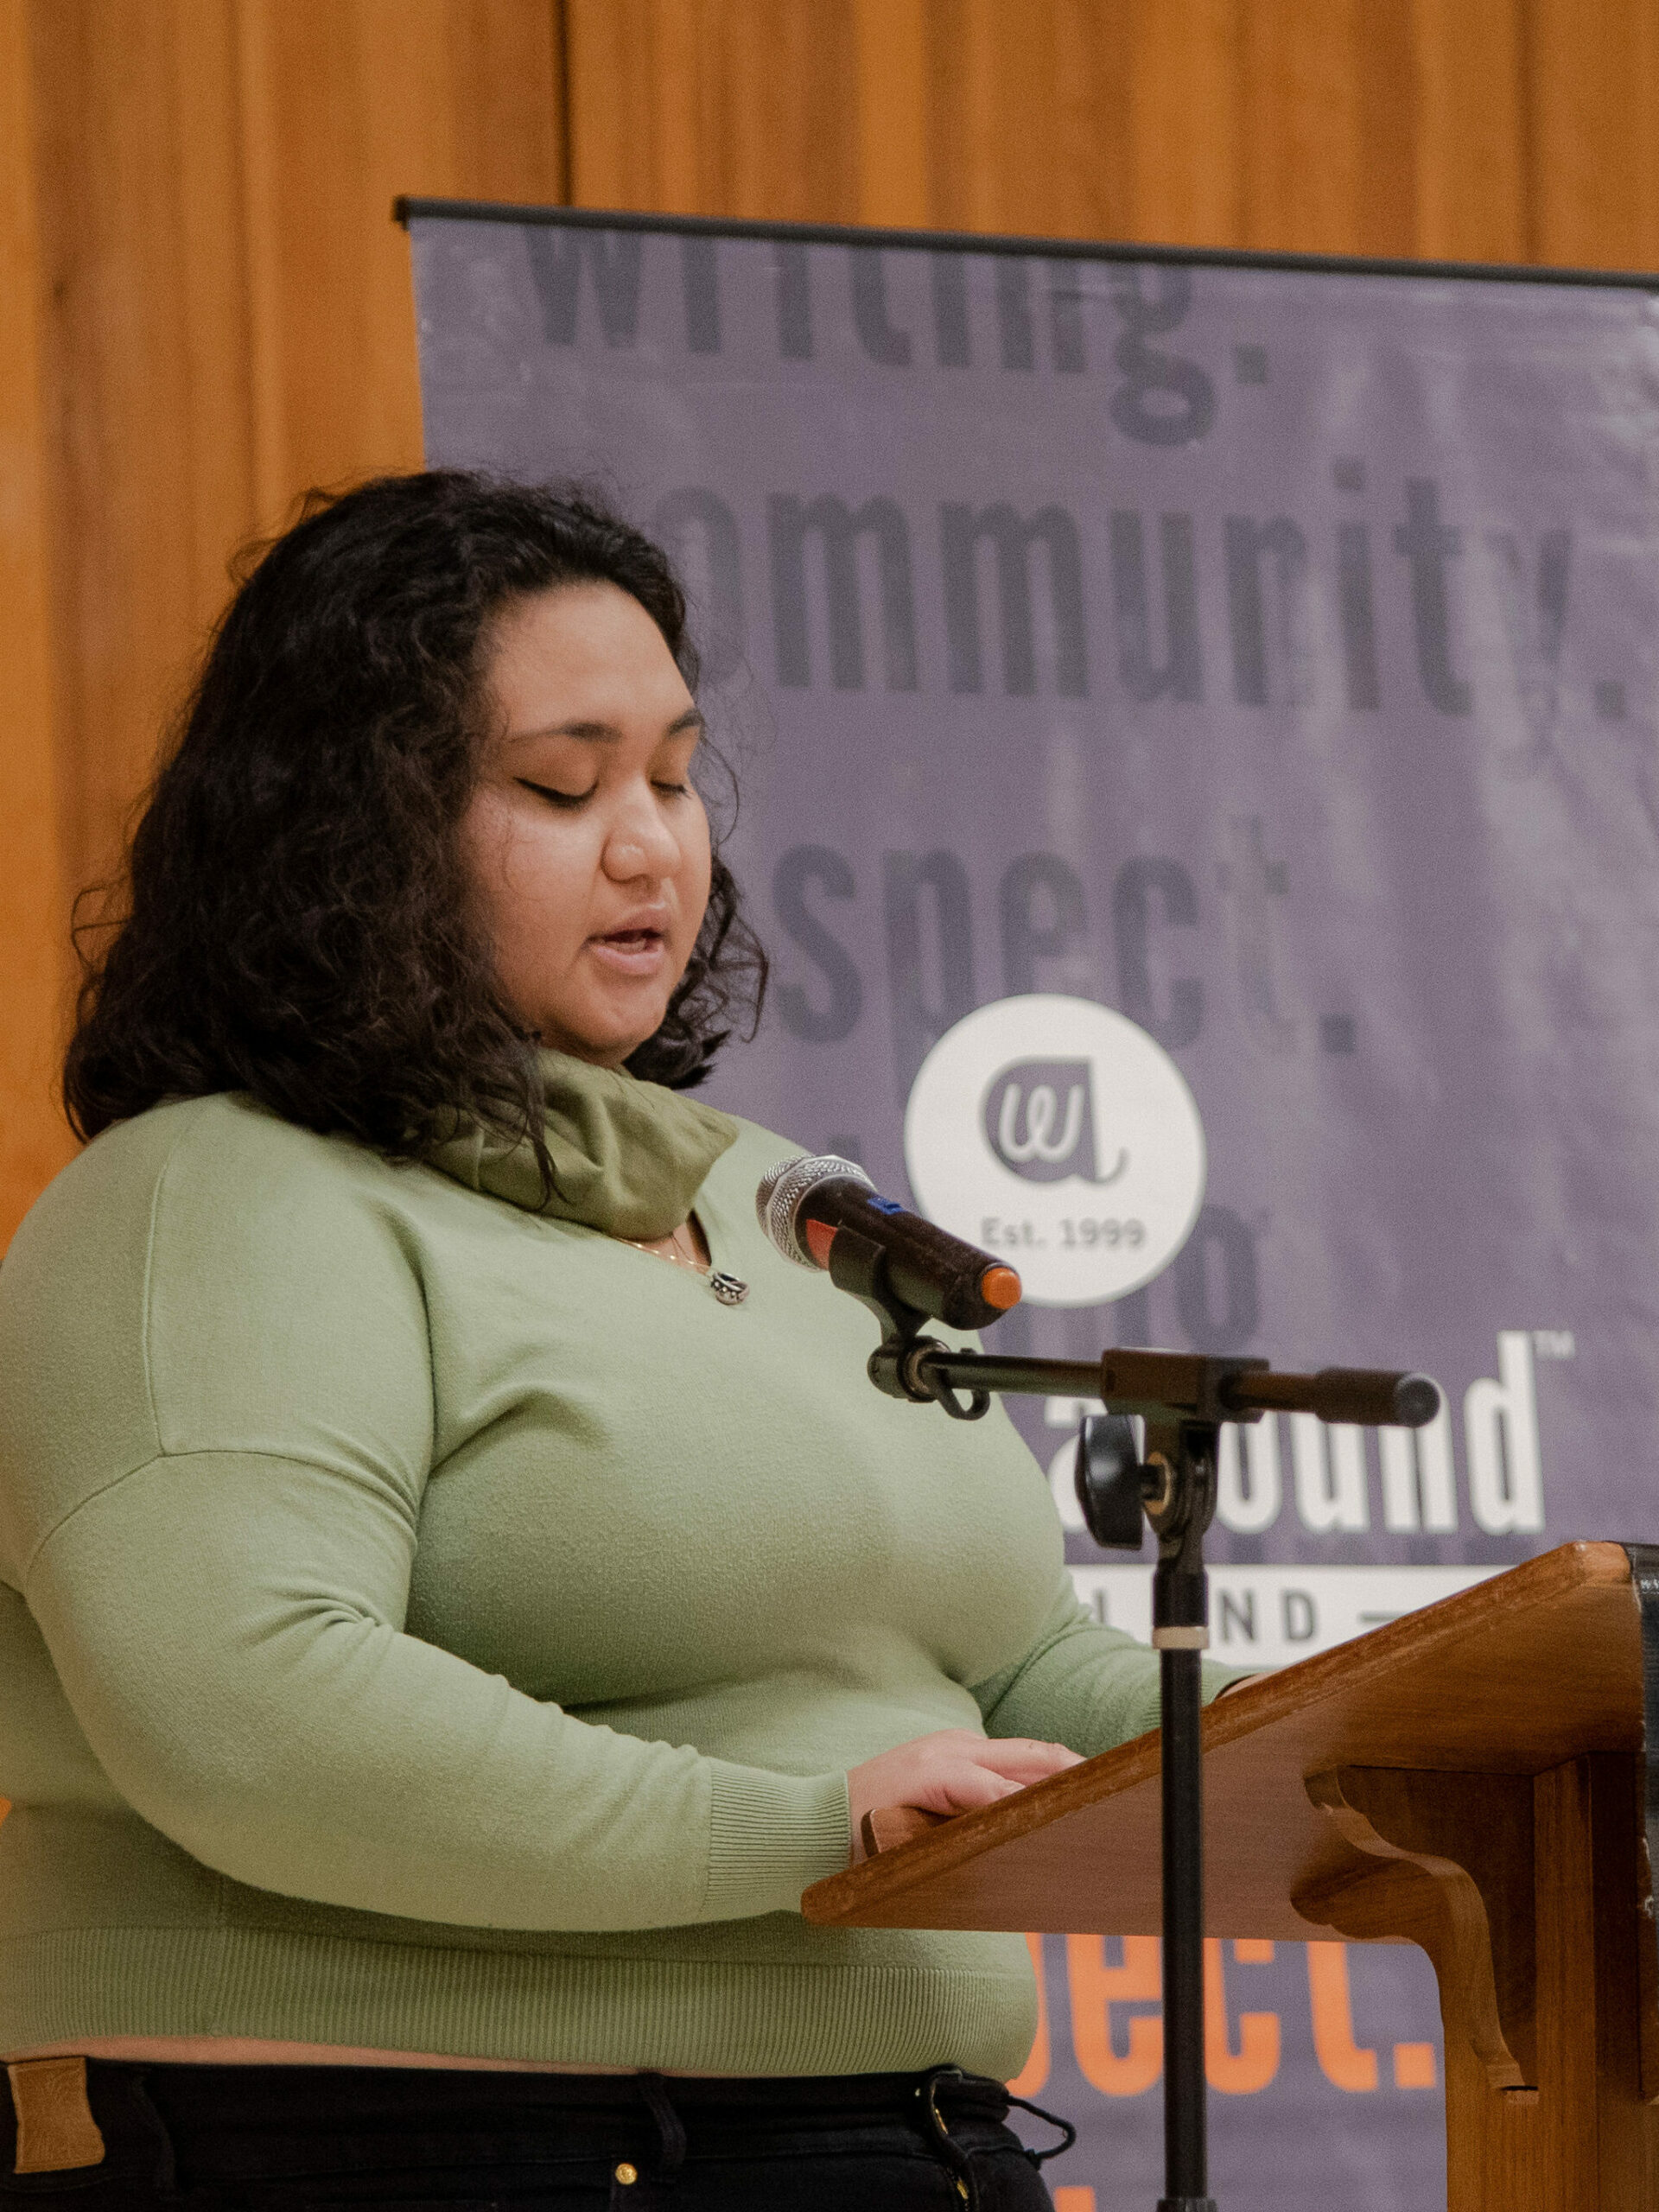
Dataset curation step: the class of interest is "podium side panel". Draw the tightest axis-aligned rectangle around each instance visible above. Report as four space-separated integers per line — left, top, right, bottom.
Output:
1442 1756 1659 2209
1591 1754 1659 2202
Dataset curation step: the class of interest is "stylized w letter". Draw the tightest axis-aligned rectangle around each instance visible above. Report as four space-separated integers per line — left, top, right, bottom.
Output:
998 1082 1085 1164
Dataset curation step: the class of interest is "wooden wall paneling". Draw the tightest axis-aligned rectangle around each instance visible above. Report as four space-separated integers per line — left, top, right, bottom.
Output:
562 0 666 212
29 0 565 890
1408 0 1529 264
921 0 1008 234
4 1 566 1249
918 0 1247 251
558 0 1531 257
171 3 262 637
563 0 728 219
1043 3 1139 243
442 0 570 207
852 0 929 229
922 0 1136 243
236 0 566 517
0 0 78 1245
565 0 861 223
1239 0 1390 258
705 2 861 222
28 2 252 911
1122 0 1244 251
238 0 436 513
728 0 859 225
1352 0 1420 259
921 0 1251 250
1527 0 1659 271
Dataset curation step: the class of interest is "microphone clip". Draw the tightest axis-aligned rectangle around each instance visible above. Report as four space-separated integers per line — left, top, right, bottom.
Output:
830 1229 993 1421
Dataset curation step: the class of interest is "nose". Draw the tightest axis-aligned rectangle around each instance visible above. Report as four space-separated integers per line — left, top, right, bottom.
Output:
601 777 683 882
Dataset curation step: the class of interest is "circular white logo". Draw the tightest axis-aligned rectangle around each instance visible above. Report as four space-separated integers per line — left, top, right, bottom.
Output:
903 995 1207 1307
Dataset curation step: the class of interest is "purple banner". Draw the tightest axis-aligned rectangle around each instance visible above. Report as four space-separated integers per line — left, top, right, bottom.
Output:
409 204 1659 2208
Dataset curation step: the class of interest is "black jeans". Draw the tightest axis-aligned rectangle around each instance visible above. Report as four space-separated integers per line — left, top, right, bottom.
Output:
0 2062 1073 2210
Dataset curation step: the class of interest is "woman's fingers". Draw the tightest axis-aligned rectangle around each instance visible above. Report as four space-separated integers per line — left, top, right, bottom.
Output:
925 1738 1080 1809
971 1737 1083 1783
845 1730 1084 1860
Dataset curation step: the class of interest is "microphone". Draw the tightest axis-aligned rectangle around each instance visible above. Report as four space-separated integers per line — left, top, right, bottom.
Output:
756 1154 1022 1333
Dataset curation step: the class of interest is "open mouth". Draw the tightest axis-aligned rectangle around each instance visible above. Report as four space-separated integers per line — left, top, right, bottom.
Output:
589 926 668 971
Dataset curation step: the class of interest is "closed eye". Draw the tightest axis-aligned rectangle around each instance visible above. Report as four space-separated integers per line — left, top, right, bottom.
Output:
519 779 595 810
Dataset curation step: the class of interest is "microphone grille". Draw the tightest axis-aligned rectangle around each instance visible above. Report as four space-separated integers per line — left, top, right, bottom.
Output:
755 1154 873 1267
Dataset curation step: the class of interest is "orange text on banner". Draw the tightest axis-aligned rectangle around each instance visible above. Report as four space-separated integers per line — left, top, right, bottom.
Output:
1395 2040 1437 2088
1065 1934 1162 2096
1306 1942 1378 2090
1205 1938 1281 2094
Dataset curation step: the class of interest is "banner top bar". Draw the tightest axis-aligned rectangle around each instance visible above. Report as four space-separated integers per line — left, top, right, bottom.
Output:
393 192 1659 296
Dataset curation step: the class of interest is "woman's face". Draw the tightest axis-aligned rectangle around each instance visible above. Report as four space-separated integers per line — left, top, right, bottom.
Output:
461 582 712 1066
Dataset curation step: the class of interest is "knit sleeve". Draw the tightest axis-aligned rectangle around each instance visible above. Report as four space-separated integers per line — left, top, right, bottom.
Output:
0 1104 851 1931
968 1573 1249 1753
22 1451 851 1930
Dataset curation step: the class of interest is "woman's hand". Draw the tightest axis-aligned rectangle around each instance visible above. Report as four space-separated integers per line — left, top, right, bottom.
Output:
846 1731 1082 1863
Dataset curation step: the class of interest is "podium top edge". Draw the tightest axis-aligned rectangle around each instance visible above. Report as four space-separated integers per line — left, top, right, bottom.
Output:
804 1542 1640 1927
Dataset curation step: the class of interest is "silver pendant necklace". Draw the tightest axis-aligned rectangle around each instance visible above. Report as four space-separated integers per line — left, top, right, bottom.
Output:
617 1229 749 1306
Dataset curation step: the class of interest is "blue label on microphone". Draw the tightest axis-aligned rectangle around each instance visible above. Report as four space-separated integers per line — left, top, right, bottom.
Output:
868 1196 905 1215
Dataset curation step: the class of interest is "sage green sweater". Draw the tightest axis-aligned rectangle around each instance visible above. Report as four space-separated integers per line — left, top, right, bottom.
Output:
0 1093 1233 2078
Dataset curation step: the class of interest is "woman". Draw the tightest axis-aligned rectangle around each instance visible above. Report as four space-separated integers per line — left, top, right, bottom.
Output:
0 474 1241 2209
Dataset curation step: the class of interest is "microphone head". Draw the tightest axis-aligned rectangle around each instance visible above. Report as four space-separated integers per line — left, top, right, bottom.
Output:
755 1154 874 1268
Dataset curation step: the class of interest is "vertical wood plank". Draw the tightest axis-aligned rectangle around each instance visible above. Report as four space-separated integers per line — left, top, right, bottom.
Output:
1032 1 1135 245
171 1 260 626
920 0 995 234
445 0 566 206
1528 0 1659 270
29 1 235 893
237 0 564 510
566 1 859 222
30 0 567 906
1126 0 1243 250
232 0 291 537
925 0 1052 236
1240 0 1377 257
1409 0 1529 263
0 0 78 1243
563 0 658 211
924 0 1135 243
721 2 861 224
853 0 930 228
634 1 708 217
1352 0 1416 258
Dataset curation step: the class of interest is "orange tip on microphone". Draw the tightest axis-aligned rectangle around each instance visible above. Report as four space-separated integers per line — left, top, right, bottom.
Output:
803 1217 837 1268
980 1265 1022 1311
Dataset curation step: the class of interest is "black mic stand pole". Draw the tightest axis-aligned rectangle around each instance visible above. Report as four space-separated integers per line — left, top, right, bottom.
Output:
826 1226 1439 2212
1141 1405 1220 2212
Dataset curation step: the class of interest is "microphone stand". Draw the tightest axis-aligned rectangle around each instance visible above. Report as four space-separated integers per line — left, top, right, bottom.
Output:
825 1226 1439 2212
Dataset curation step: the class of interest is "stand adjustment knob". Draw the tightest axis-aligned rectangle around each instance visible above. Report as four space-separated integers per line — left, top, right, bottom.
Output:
1075 1414 1148 1548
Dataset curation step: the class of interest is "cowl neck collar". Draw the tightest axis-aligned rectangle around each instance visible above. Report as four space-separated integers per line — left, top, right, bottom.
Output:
425 1050 737 1241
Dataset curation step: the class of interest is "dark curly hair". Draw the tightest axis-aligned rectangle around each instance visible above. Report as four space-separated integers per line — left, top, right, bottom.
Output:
64 471 766 1174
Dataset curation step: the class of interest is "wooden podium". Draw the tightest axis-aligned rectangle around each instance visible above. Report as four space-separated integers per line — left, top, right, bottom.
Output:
803 1541 1659 2209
